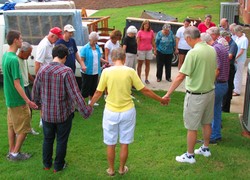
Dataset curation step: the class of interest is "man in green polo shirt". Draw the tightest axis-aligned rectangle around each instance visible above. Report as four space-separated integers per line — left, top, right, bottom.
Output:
163 26 217 164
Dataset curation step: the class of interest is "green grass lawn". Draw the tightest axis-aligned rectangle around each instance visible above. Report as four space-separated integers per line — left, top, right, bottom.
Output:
1 86 250 179
93 0 230 32
93 0 250 57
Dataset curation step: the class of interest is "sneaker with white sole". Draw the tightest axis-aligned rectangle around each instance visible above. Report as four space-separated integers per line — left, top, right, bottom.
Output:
176 153 196 164
8 152 32 161
194 146 211 157
30 128 39 135
39 119 43 128
88 100 99 106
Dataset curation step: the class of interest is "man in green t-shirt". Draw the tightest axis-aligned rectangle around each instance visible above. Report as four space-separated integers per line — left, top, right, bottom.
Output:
2 30 38 161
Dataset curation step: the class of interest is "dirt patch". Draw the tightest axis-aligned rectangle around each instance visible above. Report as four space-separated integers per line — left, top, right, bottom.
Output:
191 5 207 9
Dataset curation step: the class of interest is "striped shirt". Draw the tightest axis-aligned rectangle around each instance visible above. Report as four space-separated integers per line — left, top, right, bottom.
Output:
32 62 92 123
212 41 230 82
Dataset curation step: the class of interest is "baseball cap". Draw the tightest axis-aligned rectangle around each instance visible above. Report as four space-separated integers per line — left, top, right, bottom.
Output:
64 24 75 32
50 27 63 39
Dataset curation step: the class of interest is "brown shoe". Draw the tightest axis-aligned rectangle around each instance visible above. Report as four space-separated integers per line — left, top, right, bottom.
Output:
232 92 240 96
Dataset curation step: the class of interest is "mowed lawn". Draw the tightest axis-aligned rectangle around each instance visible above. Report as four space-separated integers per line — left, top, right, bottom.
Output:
1 85 250 179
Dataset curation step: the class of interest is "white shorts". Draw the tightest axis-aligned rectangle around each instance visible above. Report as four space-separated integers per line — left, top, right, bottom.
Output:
138 50 153 60
102 107 136 145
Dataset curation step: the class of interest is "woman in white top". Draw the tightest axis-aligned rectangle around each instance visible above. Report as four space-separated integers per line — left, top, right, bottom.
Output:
233 25 249 96
105 30 122 65
175 18 192 70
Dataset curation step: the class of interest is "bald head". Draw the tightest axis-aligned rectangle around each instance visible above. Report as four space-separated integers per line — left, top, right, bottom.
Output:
220 18 229 30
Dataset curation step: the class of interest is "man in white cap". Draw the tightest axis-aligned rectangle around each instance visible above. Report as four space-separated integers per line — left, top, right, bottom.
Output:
55 24 85 73
35 26 63 128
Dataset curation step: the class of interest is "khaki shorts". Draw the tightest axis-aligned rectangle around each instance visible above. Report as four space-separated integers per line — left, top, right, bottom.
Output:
137 50 153 60
8 104 31 134
183 90 215 130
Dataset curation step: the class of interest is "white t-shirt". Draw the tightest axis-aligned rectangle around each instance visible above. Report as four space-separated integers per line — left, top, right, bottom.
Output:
36 36 53 65
176 26 191 50
92 49 98 75
18 57 29 87
104 40 120 65
235 35 249 63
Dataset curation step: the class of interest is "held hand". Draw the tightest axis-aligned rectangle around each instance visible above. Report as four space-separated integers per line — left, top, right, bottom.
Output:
161 96 170 105
81 65 87 72
28 101 38 109
153 49 157 55
175 49 179 54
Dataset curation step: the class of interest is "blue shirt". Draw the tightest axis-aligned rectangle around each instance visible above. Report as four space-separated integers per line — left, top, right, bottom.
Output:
55 38 78 73
155 30 175 54
80 42 102 75
228 39 238 65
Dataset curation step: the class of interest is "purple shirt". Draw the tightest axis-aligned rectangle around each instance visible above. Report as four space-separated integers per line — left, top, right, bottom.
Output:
32 62 93 123
212 41 230 82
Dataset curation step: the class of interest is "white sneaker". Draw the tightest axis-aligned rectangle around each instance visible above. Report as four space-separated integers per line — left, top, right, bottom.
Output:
39 119 43 128
88 100 99 106
176 153 196 164
30 128 39 135
194 146 211 157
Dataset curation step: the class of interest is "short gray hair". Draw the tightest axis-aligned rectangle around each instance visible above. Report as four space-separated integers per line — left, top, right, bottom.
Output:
206 27 220 35
162 23 171 30
184 26 200 39
200 33 212 43
220 31 231 38
20 42 32 51
111 47 126 61
89 31 99 41
234 25 243 33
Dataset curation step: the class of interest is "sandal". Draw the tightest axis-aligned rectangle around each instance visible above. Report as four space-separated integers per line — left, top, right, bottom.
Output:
106 168 115 176
119 166 129 175
145 80 150 84
157 79 161 82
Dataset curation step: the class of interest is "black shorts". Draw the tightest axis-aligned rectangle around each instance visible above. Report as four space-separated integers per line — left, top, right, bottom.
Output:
178 49 189 55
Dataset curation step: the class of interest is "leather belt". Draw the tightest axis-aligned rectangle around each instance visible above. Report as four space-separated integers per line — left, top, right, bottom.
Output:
216 80 227 83
186 89 213 95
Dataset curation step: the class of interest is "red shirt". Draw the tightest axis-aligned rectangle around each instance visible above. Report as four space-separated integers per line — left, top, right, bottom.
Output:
198 22 216 33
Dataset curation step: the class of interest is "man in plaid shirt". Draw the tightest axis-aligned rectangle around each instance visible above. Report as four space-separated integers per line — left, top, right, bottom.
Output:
32 44 93 173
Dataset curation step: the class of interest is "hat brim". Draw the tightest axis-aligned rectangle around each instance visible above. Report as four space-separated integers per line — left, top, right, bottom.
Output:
57 34 63 39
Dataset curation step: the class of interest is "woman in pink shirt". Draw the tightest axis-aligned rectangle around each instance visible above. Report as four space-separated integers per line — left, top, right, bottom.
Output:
198 14 216 33
137 20 156 84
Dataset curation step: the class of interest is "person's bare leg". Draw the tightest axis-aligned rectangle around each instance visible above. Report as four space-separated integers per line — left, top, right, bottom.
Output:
145 59 150 81
187 130 197 154
13 133 27 153
119 144 128 172
8 127 15 152
202 124 212 147
178 54 185 70
107 145 116 173
137 60 143 79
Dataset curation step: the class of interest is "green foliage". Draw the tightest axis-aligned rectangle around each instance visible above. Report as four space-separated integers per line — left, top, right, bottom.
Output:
1 87 250 179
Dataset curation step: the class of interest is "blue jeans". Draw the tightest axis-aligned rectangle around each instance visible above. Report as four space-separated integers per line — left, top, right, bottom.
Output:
42 113 74 171
210 82 228 140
